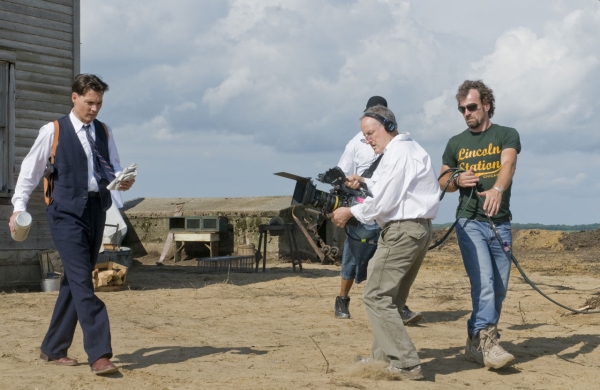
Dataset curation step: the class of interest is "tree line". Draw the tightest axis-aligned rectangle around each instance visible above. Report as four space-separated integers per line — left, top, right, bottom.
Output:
433 223 600 232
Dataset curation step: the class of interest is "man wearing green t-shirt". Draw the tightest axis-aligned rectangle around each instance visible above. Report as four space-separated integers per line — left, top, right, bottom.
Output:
439 80 521 370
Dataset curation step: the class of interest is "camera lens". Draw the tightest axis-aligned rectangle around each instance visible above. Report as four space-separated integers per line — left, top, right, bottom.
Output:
312 190 340 213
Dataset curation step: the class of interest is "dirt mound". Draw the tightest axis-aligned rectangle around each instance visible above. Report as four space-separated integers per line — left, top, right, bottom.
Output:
430 228 458 251
559 228 600 251
512 229 565 251
430 228 566 252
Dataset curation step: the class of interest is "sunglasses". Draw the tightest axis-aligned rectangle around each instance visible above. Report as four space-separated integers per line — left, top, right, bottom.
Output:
458 103 479 114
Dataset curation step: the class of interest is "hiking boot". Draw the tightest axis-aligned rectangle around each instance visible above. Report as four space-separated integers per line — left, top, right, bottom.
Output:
385 364 424 380
400 305 422 325
479 325 515 369
465 333 484 366
335 296 351 319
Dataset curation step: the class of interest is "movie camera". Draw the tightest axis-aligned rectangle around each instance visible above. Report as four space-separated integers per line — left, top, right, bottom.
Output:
275 167 372 226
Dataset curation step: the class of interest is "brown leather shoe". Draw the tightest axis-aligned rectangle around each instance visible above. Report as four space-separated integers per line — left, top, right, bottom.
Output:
90 357 118 375
40 352 78 366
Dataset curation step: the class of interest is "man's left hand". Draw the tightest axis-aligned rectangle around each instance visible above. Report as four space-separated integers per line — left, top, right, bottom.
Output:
330 207 354 228
478 188 502 217
118 179 135 191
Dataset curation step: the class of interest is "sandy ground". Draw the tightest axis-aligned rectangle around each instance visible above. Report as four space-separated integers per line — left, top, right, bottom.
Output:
1 230 599 390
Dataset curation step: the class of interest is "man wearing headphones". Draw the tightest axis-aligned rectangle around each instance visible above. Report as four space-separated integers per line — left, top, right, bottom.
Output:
331 105 439 380
334 96 422 327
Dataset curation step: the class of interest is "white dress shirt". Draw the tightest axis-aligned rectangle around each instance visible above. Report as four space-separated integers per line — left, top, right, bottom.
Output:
12 111 123 212
350 133 440 225
337 131 380 177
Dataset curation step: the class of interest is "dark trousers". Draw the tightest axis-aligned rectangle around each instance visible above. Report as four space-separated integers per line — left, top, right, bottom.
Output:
41 197 112 365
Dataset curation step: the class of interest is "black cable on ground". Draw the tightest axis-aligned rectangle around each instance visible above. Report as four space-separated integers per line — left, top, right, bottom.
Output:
433 167 600 314
481 197 600 315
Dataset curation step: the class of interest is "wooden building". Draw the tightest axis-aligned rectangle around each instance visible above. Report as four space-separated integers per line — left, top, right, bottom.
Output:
0 0 80 290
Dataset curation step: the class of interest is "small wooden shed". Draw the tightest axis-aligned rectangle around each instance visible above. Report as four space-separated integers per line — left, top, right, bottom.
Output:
0 0 80 290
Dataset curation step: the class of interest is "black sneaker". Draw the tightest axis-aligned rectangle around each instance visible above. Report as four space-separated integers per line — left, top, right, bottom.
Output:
335 296 351 319
400 305 422 325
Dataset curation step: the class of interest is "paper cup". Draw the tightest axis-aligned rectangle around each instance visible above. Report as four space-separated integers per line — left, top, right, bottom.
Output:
12 211 32 242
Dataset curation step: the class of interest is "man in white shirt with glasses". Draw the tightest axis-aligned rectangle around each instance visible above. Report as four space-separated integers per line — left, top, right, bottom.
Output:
331 105 439 380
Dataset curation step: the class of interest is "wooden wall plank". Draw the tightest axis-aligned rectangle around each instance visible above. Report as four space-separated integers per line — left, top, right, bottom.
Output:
0 9 71 34
0 29 73 51
0 2 72 24
16 52 72 69
17 89 71 105
0 48 17 62
16 128 45 137
17 61 73 79
0 18 72 42
17 80 71 95
0 38 72 59
45 0 73 7
4 0 73 15
15 137 35 148
15 128 40 139
15 69 71 86
16 118 51 130
16 99 71 114
16 109 62 122
16 145 34 157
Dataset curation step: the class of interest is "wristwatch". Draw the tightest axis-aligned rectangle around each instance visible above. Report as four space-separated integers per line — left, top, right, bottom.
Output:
493 186 503 194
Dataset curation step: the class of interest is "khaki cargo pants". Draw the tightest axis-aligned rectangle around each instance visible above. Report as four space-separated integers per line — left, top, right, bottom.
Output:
363 218 433 369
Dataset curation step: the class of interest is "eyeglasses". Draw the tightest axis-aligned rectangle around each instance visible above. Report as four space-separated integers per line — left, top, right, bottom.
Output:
458 103 479 114
361 133 375 143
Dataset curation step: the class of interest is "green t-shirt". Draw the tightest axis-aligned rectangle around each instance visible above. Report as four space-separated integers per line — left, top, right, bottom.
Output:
442 124 521 223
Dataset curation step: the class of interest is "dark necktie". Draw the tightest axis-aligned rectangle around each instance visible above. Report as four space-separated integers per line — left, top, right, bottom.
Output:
83 124 115 182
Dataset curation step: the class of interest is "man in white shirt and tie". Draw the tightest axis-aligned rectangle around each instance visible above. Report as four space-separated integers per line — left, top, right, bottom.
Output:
9 74 134 375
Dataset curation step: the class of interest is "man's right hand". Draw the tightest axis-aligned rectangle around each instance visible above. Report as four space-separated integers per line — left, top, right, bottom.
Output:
345 174 363 190
8 212 19 234
458 167 479 188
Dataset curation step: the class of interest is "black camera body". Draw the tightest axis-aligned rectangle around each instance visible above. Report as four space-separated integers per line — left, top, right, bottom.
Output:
275 167 372 225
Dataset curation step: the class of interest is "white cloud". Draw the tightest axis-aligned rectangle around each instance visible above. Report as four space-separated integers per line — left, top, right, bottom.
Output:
81 0 600 223
423 90 450 125
202 67 253 113
466 7 600 149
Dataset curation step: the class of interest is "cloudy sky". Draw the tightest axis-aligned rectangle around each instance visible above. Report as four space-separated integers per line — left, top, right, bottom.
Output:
81 0 600 225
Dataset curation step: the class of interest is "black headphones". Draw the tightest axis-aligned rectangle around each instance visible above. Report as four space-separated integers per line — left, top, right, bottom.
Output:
363 112 397 133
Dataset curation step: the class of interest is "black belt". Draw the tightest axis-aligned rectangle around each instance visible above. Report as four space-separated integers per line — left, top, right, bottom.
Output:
88 192 100 198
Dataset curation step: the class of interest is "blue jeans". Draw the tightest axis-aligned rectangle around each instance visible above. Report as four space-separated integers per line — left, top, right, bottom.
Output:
455 218 512 338
341 223 379 283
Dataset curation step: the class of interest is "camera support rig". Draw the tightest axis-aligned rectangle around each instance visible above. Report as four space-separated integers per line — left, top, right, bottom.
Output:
275 167 372 264
291 206 338 264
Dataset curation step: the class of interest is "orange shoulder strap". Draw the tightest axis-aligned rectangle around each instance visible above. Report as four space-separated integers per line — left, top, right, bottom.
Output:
100 122 109 140
45 121 60 206
50 120 60 163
